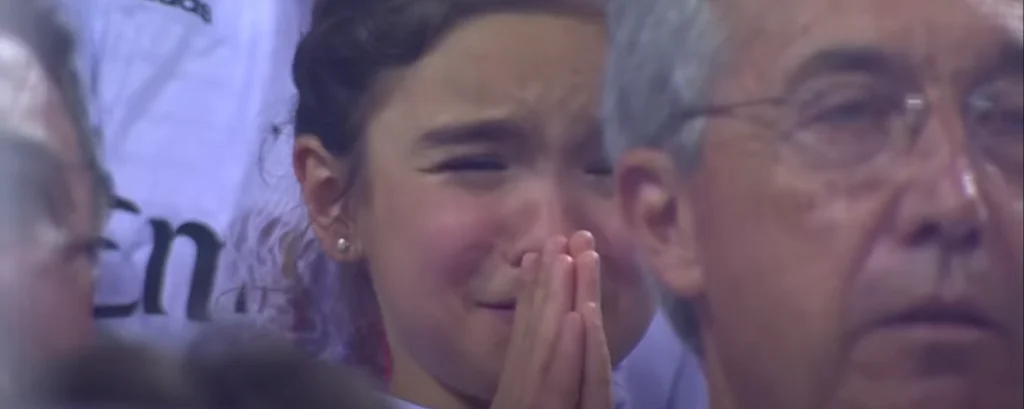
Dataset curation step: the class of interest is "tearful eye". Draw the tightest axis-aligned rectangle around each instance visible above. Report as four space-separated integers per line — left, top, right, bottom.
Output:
584 160 614 177
431 155 508 172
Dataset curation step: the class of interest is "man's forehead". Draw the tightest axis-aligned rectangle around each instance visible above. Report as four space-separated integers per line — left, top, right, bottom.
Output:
724 0 1020 42
0 31 52 147
718 0 1022 85
968 0 1023 42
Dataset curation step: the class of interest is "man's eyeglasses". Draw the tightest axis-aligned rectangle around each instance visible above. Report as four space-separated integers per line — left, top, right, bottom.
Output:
665 76 1024 182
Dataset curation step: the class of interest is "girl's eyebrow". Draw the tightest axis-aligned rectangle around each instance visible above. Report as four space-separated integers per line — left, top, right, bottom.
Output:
416 118 529 150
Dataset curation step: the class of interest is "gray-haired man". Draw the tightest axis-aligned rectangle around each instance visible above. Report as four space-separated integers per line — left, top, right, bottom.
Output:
604 0 1023 408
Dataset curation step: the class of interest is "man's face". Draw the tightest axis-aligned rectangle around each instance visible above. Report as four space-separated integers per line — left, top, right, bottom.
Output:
617 0 1023 408
0 31 96 356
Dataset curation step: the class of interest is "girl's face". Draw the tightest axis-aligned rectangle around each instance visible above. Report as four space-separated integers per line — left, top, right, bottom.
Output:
302 11 655 404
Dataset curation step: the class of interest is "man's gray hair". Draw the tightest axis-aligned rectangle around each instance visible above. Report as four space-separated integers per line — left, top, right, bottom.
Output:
602 0 722 169
603 0 724 351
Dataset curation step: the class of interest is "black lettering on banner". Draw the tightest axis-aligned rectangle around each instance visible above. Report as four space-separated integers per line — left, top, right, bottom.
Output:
94 195 233 321
94 197 142 318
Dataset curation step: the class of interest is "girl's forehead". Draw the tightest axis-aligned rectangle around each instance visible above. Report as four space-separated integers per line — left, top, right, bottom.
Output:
0 31 53 148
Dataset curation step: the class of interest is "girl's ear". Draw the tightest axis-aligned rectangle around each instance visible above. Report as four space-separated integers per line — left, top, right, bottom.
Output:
293 134 361 261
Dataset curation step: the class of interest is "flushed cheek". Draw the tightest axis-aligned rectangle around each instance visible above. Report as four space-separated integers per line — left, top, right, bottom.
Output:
367 197 517 395
367 193 504 314
405 203 502 287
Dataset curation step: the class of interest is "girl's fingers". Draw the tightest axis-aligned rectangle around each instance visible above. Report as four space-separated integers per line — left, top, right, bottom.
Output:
516 252 539 317
574 250 601 315
494 235 596 409
497 252 540 402
579 302 614 409
528 252 574 375
544 312 585 409
510 252 540 346
531 236 567 318
567 230 595 258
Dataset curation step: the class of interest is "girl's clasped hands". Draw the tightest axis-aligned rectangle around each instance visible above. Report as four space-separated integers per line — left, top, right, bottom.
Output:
492 231 614 409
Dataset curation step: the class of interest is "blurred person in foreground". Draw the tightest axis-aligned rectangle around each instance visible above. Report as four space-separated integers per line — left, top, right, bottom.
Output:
0 0 110 392
605 0 1023 408
0 133 76 405
31 328 393 409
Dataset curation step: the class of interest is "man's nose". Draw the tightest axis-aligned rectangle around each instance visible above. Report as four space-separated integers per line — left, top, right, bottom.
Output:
892 98 993 254
896 161 986 254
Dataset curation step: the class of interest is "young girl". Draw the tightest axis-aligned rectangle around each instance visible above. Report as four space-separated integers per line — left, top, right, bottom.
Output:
223 0 705 408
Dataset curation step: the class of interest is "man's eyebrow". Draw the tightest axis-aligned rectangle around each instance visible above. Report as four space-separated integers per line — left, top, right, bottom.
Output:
982 40 1024 78
786 46 910 89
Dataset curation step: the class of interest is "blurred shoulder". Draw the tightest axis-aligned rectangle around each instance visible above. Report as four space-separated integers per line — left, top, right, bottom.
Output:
617 310 708 409
388 397 426 409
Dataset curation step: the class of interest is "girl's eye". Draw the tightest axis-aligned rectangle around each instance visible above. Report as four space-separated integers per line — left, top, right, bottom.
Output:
431 155 508 172
584 160 614 177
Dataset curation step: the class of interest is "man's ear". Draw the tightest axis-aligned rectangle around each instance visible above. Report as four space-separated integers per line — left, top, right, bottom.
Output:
293 135 361 262
616 148 705 298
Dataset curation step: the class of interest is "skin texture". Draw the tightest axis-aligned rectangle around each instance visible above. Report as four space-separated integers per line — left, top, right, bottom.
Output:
0 31 97 357
616 0 1023 409
295 12 654 409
